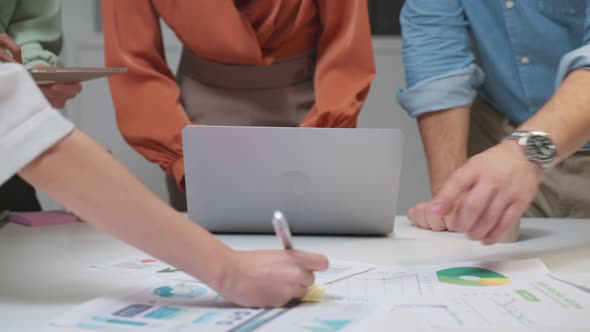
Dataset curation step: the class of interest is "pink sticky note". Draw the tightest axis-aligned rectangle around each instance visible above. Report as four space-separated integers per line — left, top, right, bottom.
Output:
7 211 77 227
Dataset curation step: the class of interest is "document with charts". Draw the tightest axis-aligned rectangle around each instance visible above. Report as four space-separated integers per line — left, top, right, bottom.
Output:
48 279 385 332
323 258 590 329
92 255 373 286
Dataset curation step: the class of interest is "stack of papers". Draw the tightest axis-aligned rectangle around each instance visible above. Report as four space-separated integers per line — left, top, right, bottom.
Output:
48 257 590 331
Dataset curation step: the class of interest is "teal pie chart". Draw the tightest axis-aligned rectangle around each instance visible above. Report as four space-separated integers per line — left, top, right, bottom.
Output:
153 284 208 298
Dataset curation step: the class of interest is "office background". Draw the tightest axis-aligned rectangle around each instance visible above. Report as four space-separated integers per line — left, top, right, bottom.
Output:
43 0 430 215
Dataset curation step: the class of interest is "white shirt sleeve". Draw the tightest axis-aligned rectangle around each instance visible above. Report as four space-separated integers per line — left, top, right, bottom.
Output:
0 63 74 185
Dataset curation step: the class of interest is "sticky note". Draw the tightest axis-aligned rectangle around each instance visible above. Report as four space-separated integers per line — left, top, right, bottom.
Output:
7 211 77 227
302 284 325 303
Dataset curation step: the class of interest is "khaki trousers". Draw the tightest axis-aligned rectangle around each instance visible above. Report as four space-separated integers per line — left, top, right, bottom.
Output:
167 48 316 211
469 98 590 218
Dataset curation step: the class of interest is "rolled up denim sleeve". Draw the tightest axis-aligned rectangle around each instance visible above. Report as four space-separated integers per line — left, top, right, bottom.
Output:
555 4 590 86
397 0 484 118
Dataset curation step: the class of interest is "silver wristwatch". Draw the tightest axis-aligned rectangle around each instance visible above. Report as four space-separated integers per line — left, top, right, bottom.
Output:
504 130 557 169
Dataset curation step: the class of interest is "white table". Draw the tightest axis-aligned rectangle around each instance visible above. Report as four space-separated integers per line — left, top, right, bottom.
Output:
1 217 589 332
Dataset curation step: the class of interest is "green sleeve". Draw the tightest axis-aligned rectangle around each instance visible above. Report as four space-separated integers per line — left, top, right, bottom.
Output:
7 0 62 69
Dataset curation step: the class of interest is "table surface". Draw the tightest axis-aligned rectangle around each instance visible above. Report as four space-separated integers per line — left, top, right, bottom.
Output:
1 217 589 332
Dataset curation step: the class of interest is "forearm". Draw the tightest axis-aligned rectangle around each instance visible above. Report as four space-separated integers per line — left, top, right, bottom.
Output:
417 106 470 195
18 129 231 289
519 69 590 161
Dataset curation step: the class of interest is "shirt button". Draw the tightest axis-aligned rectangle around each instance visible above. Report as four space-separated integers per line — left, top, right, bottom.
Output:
520 56 530 64
505 1 514 9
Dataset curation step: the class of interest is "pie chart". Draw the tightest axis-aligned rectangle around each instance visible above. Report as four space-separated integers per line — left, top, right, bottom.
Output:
436 267 510 287
154 284 209 298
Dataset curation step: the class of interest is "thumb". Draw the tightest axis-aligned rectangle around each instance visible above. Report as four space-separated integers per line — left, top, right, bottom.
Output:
432 168 476 217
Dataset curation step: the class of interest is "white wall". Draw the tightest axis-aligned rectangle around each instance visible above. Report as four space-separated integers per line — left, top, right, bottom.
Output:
39 2 430 214
359 38 430 212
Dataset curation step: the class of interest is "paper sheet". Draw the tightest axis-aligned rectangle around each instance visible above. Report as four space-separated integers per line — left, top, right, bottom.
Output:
324 258 549 302
548 273 590 293
48 279 384 332
315 260 374 285
324 259 590 329
92 256 374 286
91 256 196 283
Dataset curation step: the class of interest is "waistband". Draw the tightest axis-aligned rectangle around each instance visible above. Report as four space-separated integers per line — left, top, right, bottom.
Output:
177 48 315 89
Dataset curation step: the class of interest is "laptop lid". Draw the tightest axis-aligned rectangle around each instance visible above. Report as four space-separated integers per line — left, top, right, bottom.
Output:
182 126 403 235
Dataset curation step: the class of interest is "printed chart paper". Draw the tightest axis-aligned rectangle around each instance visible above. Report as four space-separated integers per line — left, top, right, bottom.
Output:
48 279 385 332
324 259 590 329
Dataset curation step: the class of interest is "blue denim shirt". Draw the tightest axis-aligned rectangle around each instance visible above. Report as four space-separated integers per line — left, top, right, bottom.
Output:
397 0 590 128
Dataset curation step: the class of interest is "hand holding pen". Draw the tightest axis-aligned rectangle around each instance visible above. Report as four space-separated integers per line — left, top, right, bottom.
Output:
211 210 328 307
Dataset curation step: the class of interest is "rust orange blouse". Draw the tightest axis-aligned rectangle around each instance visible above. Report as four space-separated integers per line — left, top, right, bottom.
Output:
102 0 376 189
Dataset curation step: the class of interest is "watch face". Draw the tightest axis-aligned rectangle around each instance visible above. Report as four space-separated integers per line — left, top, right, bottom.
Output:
525 135 556 162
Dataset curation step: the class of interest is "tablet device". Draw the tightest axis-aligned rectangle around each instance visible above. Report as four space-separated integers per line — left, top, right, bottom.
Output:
30 67 127 84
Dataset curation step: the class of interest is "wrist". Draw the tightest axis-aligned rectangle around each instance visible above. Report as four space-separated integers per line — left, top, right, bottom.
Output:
503 130 557 170
181 239 234 293
499 139 544 175
206 246 237 292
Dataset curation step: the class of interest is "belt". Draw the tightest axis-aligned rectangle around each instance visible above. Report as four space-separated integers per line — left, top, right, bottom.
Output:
177 48 315 89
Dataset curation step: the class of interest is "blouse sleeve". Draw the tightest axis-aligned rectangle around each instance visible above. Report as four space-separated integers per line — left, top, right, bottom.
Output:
299 0 376 128
102 0 191 189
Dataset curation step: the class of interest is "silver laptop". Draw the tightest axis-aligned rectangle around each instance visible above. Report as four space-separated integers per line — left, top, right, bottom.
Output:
182 126 403 235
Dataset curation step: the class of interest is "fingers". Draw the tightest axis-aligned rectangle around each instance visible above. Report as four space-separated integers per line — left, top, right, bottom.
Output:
409 203 447 231
288 266 316 288
292 284 309 300
425 208 447 231
52 83 83 94
301 270 315 287
290 250 329 271
0 49 17 63
482 202 524 245
451 182 497 233
272 284 308 307
0 33 22 63
408 207 422 228
408 205 426 228
40 83 82 108
432 167 477 218
266 271 313 307
468 191 511 240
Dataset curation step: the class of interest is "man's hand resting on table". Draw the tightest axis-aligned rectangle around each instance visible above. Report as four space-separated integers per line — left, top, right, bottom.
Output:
430 140 543 245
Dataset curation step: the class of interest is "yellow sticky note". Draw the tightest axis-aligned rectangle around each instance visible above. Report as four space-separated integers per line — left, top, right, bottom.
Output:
302 284 325 303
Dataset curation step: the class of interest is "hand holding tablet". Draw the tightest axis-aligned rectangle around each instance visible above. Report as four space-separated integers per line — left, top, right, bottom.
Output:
30 66 127 108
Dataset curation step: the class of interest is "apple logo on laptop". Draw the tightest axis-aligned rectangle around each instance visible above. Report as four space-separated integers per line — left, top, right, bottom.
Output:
280 170 311 197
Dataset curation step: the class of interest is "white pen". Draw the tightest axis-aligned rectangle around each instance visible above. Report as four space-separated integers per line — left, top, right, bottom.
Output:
272 210 294 250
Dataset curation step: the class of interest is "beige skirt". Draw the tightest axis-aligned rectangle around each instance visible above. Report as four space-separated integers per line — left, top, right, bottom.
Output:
167 48 316 211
